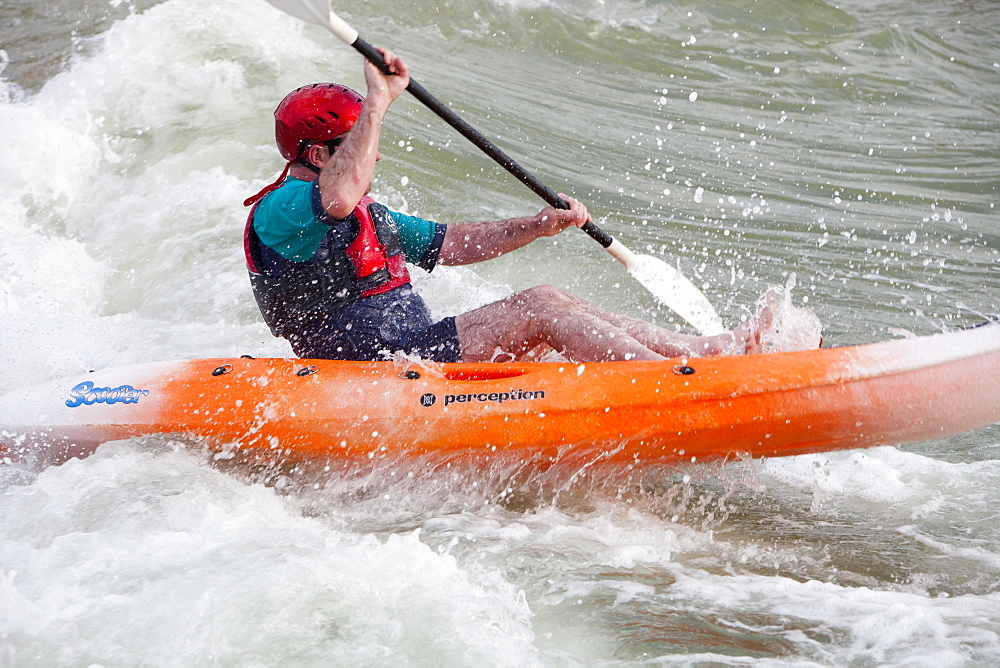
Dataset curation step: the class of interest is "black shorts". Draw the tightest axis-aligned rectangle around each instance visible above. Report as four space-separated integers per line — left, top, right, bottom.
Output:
286 288 462 362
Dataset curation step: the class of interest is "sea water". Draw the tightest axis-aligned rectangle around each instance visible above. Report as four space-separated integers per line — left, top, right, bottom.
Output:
1 0 998 664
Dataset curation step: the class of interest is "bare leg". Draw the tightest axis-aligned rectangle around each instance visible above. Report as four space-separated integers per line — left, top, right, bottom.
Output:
455 285 664 363
453 285 775 363
568 297 773 357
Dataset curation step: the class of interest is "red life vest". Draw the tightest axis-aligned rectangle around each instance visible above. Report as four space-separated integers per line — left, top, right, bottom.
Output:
245 195 411 337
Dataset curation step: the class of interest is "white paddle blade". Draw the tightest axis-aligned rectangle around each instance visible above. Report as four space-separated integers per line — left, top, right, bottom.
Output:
265 0 329 26
265 0 358 43
627 254 725 335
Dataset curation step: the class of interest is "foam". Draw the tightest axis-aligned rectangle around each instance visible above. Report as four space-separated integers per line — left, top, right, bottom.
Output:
757 447 1000 515
0 440 538 664
670 570 1000 665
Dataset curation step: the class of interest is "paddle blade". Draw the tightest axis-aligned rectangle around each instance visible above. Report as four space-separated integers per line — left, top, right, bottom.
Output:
627 254 725 335
265 0 330 26
264 0 358 44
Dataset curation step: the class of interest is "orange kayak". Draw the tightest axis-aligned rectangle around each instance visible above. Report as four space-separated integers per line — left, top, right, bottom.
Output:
1 323 998 470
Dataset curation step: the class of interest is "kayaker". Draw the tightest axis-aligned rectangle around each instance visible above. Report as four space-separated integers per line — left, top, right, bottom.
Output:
243 48 780 363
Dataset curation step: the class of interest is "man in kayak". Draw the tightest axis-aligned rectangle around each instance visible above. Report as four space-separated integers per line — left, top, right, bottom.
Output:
244 48 783 363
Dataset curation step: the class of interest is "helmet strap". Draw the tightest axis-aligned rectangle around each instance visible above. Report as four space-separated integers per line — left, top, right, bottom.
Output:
297 155 322 174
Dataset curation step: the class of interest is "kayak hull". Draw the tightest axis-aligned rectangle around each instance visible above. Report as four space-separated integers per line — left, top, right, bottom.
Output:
2 324 998 469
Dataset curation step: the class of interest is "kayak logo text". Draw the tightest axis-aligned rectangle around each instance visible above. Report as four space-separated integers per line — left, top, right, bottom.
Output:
66 381 150 408
420 389 545 408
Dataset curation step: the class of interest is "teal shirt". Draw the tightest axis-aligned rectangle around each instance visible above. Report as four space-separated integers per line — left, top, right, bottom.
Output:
253 178 444 269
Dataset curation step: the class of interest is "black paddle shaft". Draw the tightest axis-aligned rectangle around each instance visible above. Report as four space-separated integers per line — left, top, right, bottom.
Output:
352 37 615 249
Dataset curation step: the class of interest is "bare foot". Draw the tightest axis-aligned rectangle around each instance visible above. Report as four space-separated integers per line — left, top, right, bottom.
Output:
705 297 776 356
699 277 823 357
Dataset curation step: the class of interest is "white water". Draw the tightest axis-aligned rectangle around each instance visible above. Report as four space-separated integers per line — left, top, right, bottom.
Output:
1 0 998 664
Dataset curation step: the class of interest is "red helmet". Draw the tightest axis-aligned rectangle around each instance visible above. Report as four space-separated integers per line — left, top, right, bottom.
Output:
274 83 365 161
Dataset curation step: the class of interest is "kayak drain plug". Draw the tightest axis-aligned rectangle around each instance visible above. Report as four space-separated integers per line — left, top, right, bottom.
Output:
212 364 233 376
297 365 319 377
399 370 421 380
673 365 696 375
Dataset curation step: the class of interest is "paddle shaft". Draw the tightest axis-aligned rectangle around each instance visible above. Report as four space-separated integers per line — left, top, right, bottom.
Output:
351 37 615 248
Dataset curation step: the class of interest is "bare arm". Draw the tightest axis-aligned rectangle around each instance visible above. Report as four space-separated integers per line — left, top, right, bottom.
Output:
317 49 409 219
438 194 590 266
